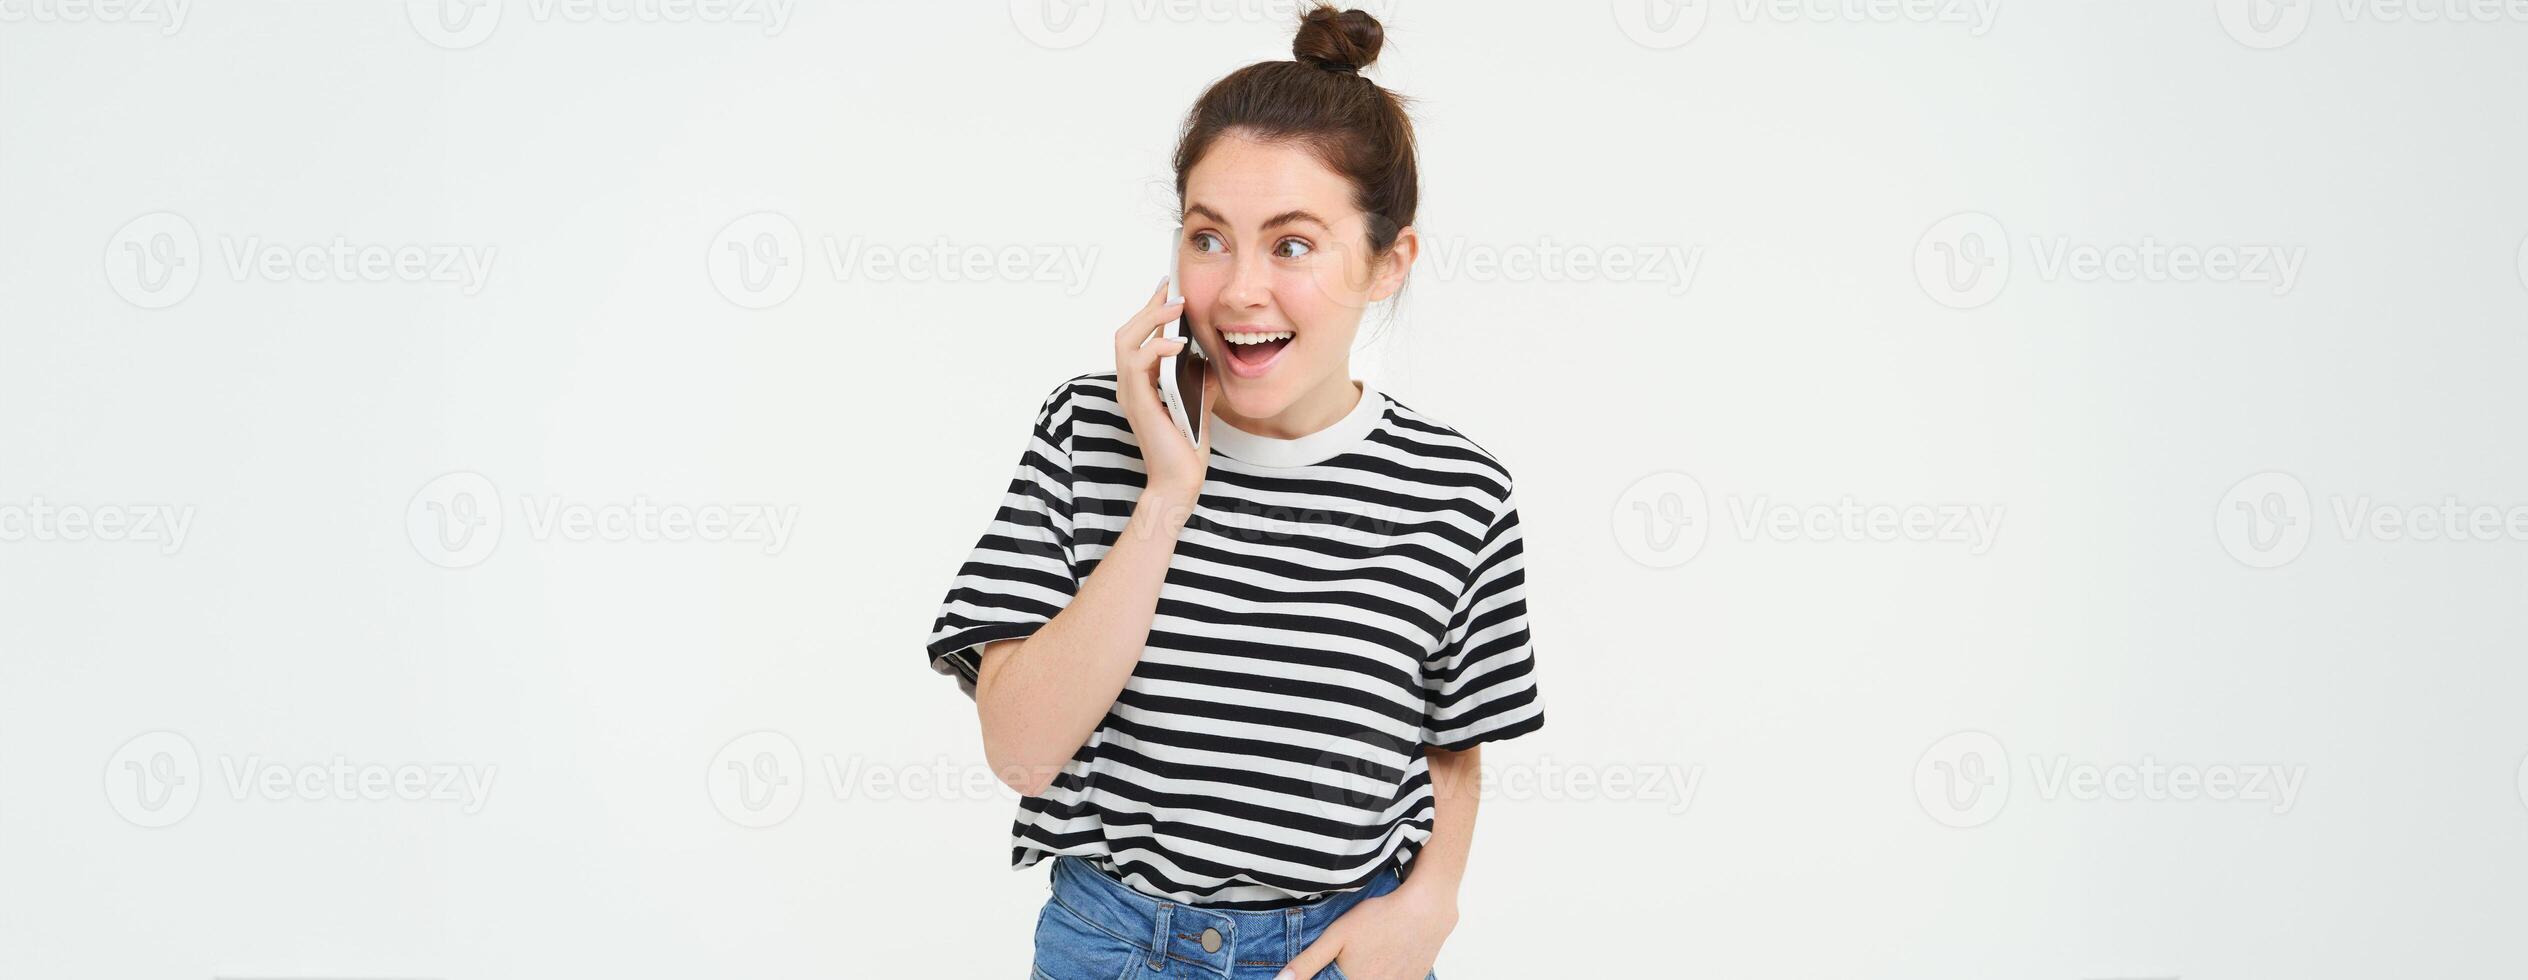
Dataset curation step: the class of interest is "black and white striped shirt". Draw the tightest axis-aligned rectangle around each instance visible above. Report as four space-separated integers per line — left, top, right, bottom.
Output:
926 372 1545 908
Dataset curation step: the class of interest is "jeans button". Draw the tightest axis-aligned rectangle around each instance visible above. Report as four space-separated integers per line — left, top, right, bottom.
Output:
1199 927 1222 953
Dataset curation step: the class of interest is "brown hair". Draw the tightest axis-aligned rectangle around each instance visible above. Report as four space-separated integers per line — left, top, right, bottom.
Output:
1171 4 1419 260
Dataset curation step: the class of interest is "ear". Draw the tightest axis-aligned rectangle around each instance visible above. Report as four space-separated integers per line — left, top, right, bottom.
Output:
1367 224 1417 302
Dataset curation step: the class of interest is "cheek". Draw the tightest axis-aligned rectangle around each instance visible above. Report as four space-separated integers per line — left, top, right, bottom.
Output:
1277 262 1369 326
1272 270 1359 361
1301 252 1381 315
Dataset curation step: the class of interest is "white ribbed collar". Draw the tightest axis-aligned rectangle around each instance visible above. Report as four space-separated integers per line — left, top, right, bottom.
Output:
1206 380 1384 468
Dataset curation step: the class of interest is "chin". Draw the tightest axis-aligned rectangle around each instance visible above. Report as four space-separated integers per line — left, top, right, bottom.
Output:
1217 380 1294 422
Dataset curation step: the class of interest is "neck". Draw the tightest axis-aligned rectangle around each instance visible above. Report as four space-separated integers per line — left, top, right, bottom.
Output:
1218 371 1362 440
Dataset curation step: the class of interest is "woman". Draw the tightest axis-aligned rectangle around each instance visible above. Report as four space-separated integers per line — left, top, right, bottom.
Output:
926 7 1545 978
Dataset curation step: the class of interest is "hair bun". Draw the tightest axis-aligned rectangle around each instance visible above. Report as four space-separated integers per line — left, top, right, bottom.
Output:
1293 5 1382 75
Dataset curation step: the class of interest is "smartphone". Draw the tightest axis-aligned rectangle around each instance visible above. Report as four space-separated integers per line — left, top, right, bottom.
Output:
1157 225 1209 447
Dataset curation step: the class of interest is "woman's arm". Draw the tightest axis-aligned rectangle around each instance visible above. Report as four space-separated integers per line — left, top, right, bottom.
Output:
972 484 1198 797
1281 745 1475 980
1397 744 1478 909
972 278 1213 798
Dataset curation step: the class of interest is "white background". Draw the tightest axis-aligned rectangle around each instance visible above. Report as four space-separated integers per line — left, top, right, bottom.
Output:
5 1 2528 977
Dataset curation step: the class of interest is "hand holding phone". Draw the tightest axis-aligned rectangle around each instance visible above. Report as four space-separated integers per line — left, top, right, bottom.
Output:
1113 271 1210 503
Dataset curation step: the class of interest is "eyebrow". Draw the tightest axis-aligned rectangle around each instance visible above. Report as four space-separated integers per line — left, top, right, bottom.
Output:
1182 203 1330 232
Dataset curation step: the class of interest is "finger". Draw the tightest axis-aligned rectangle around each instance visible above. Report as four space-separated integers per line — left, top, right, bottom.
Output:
1126 337 1187 374
1115 303 1185 355
1118 337 1186 419
1136 342 1184 404
1115 284 1185 347
1279 939 1339 980
1137 320 1187 350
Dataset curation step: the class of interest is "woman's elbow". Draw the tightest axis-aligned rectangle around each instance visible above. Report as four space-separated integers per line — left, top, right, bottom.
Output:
973 639 1067 797
982 737 1060 797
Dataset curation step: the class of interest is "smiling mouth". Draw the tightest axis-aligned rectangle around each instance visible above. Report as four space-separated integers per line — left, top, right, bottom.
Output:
1217 330 1294 376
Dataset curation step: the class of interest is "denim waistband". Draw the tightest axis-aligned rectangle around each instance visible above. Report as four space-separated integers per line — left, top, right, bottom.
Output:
1047 855 1400 977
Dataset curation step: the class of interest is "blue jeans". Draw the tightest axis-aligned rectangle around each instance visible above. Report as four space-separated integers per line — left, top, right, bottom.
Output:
1031 855 1440 980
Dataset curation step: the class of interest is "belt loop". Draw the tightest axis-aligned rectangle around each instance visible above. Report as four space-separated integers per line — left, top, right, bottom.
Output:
1284 906 1303 962
1148 901 1173 971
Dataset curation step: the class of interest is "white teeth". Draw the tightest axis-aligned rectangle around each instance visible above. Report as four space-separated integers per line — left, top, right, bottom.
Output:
1221 331 1294 346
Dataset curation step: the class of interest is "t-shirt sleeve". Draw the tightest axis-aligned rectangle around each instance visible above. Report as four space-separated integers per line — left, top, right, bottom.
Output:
924 379 1082 699
1421 484 1546 750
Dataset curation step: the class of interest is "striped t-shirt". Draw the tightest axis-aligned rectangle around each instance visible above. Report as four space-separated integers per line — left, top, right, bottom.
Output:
925 371 1546 909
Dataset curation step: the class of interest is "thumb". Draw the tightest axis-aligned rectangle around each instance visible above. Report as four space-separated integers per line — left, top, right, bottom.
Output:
1278 937 1339 980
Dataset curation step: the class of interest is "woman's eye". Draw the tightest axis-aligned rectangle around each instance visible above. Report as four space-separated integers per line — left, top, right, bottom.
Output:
1190 231 1223 253
1273 238 1313 259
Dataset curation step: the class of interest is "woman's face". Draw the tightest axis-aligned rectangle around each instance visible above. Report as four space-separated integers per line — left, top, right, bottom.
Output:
1178 132 1410 424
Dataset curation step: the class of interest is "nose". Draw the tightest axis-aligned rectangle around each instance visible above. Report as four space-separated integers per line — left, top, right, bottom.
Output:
1219 248 1270 310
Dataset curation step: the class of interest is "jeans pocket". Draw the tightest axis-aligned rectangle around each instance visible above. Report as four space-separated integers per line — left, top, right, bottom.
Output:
1030 898 1147 980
